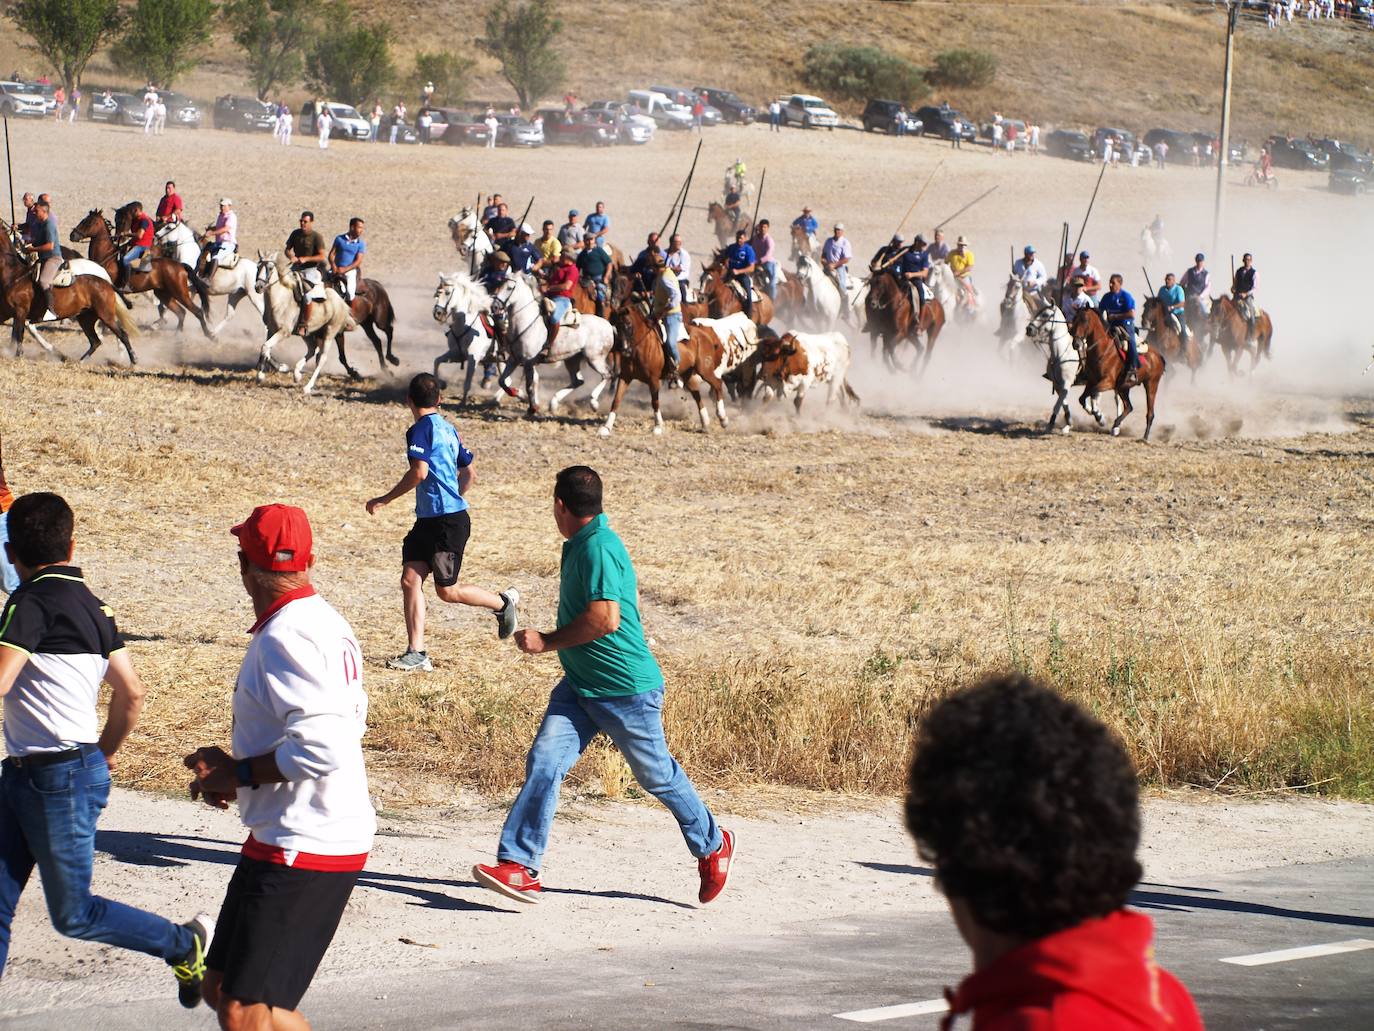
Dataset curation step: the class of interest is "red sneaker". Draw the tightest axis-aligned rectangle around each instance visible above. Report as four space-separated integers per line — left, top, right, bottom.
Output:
473 861 541 904
697 828 735 904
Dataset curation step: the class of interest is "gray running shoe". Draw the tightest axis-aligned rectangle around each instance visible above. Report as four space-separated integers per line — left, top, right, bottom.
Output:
386 649 433 672
172 913 215 1009
496 588 520 640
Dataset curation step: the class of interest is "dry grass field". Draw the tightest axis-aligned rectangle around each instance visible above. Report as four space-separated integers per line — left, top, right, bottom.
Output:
0 99 1371 807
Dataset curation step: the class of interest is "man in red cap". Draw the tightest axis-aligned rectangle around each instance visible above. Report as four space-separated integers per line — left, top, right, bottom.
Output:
185 504 375 1030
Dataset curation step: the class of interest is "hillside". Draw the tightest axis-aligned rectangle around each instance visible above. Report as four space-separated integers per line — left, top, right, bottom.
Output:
2 0 1373 145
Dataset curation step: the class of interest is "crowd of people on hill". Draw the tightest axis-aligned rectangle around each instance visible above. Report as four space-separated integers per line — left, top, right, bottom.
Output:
1267 0 1374 27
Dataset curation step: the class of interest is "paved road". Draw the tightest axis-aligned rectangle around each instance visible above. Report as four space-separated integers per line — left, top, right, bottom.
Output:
9 858 1373 1029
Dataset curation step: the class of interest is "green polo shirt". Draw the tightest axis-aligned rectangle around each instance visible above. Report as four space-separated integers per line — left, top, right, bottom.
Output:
557 514 662 698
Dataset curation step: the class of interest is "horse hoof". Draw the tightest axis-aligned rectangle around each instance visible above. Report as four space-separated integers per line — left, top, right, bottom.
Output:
1111 427 1121 437
598 426 611 438
276 363 289 373
387 355 400 367
1060 425 1072 435
653 426 663 436
255 371 267 383
504 386 519 398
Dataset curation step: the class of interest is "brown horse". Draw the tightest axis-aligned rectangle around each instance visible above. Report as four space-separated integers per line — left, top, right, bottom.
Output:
706 202 751 247
1141 297 1201 382
602 303 727 436
0 220 139 362
69 208 213 339
769 272 806 324
1068 307 1165 440
863 272 945 374
331 278 400 378
1208 295 1272 375
699 257 774 326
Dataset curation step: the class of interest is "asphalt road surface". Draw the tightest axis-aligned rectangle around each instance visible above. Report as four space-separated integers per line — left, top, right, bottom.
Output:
9 857 1372 1029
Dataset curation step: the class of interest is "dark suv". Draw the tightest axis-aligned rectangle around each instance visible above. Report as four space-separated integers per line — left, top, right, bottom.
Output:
1264 135 1328 171
1046 129 1094 161
692 86 755 124
214 94 275 132
862 99 920 135
915 104 975 141
1312 138 1372 174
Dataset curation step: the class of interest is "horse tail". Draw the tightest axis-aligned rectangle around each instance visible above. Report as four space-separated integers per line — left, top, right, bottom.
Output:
842 379 861 406
114 294 140 337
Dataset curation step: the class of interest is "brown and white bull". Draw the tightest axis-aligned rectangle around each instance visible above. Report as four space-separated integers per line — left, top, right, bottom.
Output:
747 331 860 413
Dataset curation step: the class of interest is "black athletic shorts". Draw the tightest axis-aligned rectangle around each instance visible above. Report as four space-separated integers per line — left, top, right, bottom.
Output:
206 857 360 1012
401 511 471 588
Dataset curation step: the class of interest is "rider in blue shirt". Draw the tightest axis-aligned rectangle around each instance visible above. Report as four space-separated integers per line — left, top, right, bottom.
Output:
724 230 757 317
897 235 931 315
1156 273 1187 341
1099 274 1141 380
791 207 818 238
507 228 539 275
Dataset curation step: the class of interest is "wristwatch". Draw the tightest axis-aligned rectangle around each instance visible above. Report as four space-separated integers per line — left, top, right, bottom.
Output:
235 758 256 789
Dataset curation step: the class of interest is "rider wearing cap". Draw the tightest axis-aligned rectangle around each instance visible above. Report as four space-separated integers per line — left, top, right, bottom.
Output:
1156 272 1188 341
1013 245 1049 295
1099 274 1141 384
507 226 539 276
821 224 853 304
723 229 757 318
1068 251 1102 296
1231 253 1258 342
898 235 932 317
577 234 613 317
202 198 237 275
870 234 906 273
948 235 976 308
791 206 818 238
542 248 579 350
651 250 685 379
481 249 511 294
557 210 584 251
1062 276 1097 323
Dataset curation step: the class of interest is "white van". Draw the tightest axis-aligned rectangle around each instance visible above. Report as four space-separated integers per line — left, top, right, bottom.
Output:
299 100 371 140
627 89 693 131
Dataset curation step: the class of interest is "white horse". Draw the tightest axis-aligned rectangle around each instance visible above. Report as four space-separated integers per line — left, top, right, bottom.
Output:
448 208 494 262
431 271 502 404
157 222 263 336
487 273 615 416
1024 306 1083 433
1140 225 1172 261
997 274 1053 357
927 260 980 324
253 252 356 394
790 253 843 330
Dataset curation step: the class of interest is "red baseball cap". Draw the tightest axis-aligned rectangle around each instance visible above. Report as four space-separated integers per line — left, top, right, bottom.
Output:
231 504 313 572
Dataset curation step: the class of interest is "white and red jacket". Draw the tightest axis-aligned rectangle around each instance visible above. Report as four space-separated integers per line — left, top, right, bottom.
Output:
233 586 375 870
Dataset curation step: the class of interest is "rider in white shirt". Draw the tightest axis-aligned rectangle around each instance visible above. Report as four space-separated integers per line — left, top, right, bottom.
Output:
1013 245 1048 293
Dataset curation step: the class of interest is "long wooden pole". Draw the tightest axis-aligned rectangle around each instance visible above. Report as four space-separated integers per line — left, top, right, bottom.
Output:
1213 0 1238 256
3 118 13 228
1068 161 1108 266
469 191 481 277
749 167 766 231
932 185 998 232
664 139 703 239
893 160 943 239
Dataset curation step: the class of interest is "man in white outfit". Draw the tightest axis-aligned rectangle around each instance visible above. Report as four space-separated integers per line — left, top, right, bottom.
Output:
186 504 374 1031
317 107 331 149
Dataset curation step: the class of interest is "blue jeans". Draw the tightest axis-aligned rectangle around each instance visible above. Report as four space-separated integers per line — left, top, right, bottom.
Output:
663 313 684 362
0 513 17 594
497 679 721 871
550 295 572 325
121 245 147 269
760 261 777 299
1112 318 1140 368
0 746 192 974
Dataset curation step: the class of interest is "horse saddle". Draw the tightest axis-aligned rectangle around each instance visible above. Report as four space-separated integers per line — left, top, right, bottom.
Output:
728 278 752 303
540 296 580 327
51 259 113 288
214 250 241 269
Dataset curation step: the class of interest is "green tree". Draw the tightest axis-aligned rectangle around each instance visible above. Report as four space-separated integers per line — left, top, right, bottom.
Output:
413 50 466 106
307 21 394 108
9 0 122 94
112 0 217 88
479 0 563 110
226 0 316 100
802 44 927 107
927 49 998 90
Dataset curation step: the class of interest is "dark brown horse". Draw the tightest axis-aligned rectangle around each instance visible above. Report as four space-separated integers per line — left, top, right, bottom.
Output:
706 202 751 248
699 257 774 326
332 277 399 377
1141 297 1201 382
1069 307 1165 440
864 272 945 374
0 219 139 361
602 303 727 436
69 208 213 339
1208 295 1272 375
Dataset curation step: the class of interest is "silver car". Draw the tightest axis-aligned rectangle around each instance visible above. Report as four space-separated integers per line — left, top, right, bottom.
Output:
0 81 48 118
495 115 544 147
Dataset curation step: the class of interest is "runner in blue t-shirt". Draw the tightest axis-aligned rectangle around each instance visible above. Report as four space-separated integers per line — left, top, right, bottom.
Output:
366 374 518 672
328 217 367 301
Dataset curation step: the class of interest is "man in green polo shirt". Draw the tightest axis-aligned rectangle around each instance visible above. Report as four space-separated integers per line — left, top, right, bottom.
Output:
473 466 734 906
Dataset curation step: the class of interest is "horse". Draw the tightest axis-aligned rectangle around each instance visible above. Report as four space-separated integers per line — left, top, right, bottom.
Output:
864 271 946 374
432 271 503 404
487 272 615 416
0 219 138 362
927 261 978 325
449 208 494 262
788 253 844 330
1023 306 1080 434
699 257 774 326
1184 294 1212 356
1140 226 1172 261
705 202 751 248
253 252 358 394
68 208 213 339
602 304 728 436
152 222 262 336
1208 295 1273 376
997 274 1053 355
1140 297 1201 382
335 278 399 372
1068 307 1166 440
789 224 818 264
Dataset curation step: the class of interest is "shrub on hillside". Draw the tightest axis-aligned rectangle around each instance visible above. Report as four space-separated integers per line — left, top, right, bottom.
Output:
307 19 394 108
802 43 928 107
414 50 466 106
927 49 997 90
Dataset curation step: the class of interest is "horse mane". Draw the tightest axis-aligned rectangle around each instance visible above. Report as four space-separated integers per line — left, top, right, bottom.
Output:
442 270 493 313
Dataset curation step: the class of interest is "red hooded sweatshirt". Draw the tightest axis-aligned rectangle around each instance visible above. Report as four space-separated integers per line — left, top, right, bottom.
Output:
941 910 1203 1030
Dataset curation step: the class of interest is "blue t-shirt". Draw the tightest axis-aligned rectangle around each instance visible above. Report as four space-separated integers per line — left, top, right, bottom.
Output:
1157 283 1184 311
584 212 609 237
332 233 366 268
899 249 930 275
792 215 818 235
508 241 539 273
1099 289 1135 320
406 413 473 519
726 242 756 270
32 217 60 260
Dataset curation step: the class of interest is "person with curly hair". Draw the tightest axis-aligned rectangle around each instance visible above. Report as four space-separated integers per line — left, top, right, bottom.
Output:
904 674 1202 1030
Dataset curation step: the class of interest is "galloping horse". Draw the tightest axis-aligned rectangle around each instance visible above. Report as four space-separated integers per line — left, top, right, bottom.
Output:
1208 295 1272 376
0 218 138 362
864 271 945 374
69 209 213 339
927 261 978 324
699 256 774 326
432 271 501 404
705 202 751 248
1141 297 1201 382
336 278 399 372
1023 306 1080 434
789 224 817 264
602 304 728 437
449 208 494 261
1068 307 1166 440
789 253 843 330
154 221 262 335
253 252 357 394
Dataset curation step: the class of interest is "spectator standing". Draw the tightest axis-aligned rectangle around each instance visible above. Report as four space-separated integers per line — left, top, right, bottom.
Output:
390 101 406 144
317 106 331 149
1005 122 1017 155
691 97 704 133
67 87 80 124
483 110 499 148
417 108 432 145
279 107 293 146
52 86 65 123
768 98 781 132
991 119 1003 153
1154 140 1168 169
1028 122 1040 154
420 80 435 107
143 89 158 135
369 100 382 141
153 97 166 135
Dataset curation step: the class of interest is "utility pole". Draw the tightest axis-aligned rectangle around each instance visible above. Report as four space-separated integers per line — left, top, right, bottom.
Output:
1213 0 1238 256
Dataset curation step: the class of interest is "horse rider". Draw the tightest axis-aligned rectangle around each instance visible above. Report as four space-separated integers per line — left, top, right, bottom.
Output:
926 228 951 263
1156 272 1188 342
870 234 906 273
576 233 612 317
557 209 584 251
726 156 747 196
18 193 37 244
507 225 539 277
481 249 511 294
1099 273 1142 386
723 228 757 318
486 202 517 249
584 201 610 254
1231 252 1258 342
948 235 976 309
750 220 776 299
632 232 664 295
25 197 61 324
1149 214 1164 247
651 249 686 380
201 197 237 275
534 220 561 274
821 223 853 311
1068 251 1102 296
791 206 818 239
154 180 183 227
1062 276 1097 323
664 233 692 306
1013 245 1049 302
898 234 931 319
118 201 156 290
542 248 579 351
284 210 328 336
724 187 744 230
328 216 366 303
1181 252 1210 326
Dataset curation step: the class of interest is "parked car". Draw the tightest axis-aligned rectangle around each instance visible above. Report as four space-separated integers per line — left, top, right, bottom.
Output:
25 82 57 115
214 94 276 132
914 104 976 142
1142 128 1195 158
537 108 616 146
627 89 694 130
691 86 755 124
650 86 721 125
1312 138 1373 174
0 81 48 118
86 91 142 125
1045 129 1095 162
493 114 544 147
1265 134 1329 171
299 100 370 140
433 108 490 146
862 99 920 135
584 100 655 142
783 94 838 130
1328 168 1371 196
159 91 202 129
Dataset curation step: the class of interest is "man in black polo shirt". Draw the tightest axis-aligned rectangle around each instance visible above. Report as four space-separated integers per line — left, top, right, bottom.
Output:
0 493 212 1005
